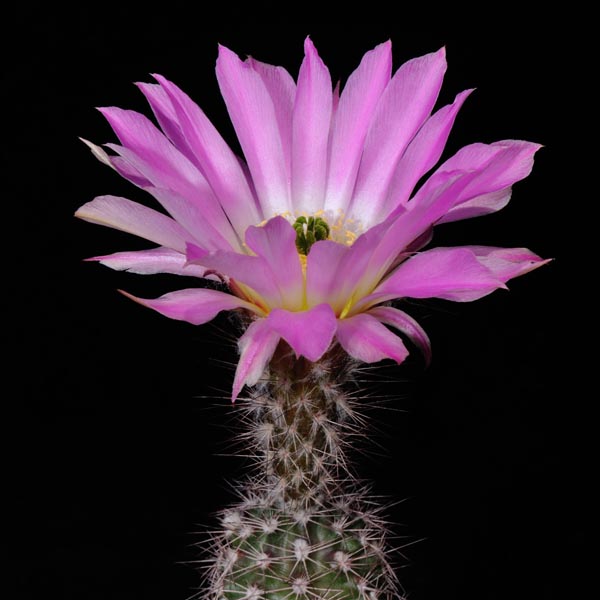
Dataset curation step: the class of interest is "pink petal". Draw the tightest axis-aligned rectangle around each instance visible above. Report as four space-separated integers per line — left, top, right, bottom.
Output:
99 107 238 248
232 318 280 402
360 137 540 294
372 246 506 302
216 45 291 216
468 246 552 280
151 75 262 235
350 47 447 226
80 138 152 188
324 41 392 215
246 56 296 184
244 216 304 311
354 170 478 299
75 195 192 253
187 247 282 309
438 187 512 223
267 304 337 361
104 143 234 250
291 37 332 214
367 306 431 366
136 81 197 165
336 313 409 364
88 247 209 277
306 240 350 313
383 88 474 216
432 140 542 223
147 186 235 251
120 287 263 325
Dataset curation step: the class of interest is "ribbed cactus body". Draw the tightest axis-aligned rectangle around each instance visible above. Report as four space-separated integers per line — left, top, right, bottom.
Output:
211 499 394 600
205 344 400 600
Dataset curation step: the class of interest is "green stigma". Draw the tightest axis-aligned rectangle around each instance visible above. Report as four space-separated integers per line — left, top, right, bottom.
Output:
293 215 330 255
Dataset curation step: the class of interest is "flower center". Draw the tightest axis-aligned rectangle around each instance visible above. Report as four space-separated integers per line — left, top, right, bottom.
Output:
293 216 330 255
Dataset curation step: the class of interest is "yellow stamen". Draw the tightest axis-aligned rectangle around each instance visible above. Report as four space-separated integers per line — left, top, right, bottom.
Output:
339 292 357 320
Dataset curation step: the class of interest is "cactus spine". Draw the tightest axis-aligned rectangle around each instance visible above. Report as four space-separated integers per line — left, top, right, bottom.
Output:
204 343 401 600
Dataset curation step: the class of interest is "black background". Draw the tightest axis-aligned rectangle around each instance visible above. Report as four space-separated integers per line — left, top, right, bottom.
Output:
6 11 586 600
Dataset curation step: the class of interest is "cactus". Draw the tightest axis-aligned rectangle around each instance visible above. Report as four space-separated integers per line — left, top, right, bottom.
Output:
75 38 549 600
203 343 401 600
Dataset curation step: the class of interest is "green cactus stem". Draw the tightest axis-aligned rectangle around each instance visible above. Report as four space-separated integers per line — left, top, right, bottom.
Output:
203 343 402 600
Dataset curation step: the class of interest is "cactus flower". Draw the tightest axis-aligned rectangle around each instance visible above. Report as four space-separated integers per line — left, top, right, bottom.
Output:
76 38 547 401
77 38 550 600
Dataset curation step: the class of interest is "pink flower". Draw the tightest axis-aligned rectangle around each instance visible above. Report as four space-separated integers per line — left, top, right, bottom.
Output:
76 39 549 400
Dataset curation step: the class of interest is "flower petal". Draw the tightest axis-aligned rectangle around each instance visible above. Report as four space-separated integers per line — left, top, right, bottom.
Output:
267 304 337 362
120 287 263 325
306 240 350 312
136 81 197 165
350 47 447 226
438 187 512 223
246 55 296 184
88 247 209 277
384 88 474 216
216 45 291 216
468 246 552 280
75 195 192 253
80 138 152 187
432 140 542 223
146 185 235 251
336 313 409 364
354 170 478 299
372 246 506 303
324 41 392 215
99 107 238 248
232 319 280 402
187 247 282 309
151 75 262 235
244 216 304 311
291 37 332 214
367 306 431 366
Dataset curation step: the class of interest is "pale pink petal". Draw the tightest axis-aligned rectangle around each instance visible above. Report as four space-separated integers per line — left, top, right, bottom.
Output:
350 48 447 226
99 107 239 247
244 216 304 311
136 82 196 164
216 45 291 216
147 186 234 251
383 88 474 216
80 138 152 187
104 141 235 250
232 319 280 402
306 219 392 317
367 306 431 366
246 56 296 184
425 140 542 223
306 240 349 312
151 75 262 235
120 287 262 326
187 247 282 309
438 187 512 223
354 170 478 299
361 140 539 291
324 41 392 215
468 246 552 280
332 80 341 115
267 304 337 361
336 313 409 364
372 247 506 303
185 242 208 263
291 37 332 214
88 247 209 277
75 195 192 253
